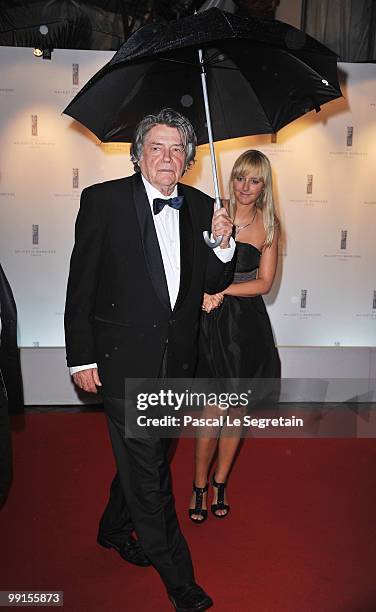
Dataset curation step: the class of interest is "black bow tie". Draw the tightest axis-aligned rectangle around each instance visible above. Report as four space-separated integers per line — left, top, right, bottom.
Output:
153 195 184 215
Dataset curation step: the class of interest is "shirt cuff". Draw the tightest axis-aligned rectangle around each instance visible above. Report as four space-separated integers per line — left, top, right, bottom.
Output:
70 363 97 375
212 236 236 262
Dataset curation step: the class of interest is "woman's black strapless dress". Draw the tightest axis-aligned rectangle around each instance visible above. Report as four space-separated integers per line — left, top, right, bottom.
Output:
197 242 280 379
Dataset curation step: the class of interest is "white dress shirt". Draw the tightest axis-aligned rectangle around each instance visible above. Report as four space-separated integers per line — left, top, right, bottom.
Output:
70 175 235 375
142 176 181 309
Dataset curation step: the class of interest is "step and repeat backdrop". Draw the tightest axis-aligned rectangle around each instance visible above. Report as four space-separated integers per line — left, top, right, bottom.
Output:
0 47 375 348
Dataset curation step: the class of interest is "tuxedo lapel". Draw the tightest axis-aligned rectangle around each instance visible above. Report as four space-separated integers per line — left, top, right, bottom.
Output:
0 264 23 414
0 264 17 326
173 184 194 313
132 174 171 312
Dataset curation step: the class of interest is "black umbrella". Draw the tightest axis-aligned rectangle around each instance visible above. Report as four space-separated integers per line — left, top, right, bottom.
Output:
64 8 342 244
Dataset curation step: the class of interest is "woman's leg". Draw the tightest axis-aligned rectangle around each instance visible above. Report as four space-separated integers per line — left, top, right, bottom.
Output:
212 409 243 516
189 437 217 520
189 405 221 521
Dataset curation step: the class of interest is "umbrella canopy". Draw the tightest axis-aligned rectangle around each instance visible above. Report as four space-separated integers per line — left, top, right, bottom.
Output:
63 8 342 145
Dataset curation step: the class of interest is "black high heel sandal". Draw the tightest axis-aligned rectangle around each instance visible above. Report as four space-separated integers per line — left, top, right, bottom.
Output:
211 475 230 518
188 482 208 524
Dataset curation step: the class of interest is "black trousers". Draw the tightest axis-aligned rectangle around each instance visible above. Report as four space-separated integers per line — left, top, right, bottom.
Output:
98 350 194 590
0 381 12 508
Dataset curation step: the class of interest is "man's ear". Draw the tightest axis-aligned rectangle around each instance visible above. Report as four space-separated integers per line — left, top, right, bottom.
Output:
184 159 194 174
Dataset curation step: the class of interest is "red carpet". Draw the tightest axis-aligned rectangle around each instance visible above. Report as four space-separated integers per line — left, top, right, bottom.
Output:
1 413 376 611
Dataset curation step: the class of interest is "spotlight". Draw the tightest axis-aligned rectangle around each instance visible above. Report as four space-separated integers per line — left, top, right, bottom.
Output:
42 48 52 60
33 47 43 57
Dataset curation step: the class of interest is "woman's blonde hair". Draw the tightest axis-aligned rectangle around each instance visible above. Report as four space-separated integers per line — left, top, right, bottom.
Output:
228 149 279 247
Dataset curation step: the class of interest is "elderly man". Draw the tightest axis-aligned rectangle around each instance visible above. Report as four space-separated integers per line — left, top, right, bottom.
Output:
0 263 23 508
65 108 234 611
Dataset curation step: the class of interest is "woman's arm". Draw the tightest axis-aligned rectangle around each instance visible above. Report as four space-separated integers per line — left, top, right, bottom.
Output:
223 231 279 298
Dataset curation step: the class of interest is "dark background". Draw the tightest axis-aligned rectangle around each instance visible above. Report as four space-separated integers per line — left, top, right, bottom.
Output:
0 0 375 61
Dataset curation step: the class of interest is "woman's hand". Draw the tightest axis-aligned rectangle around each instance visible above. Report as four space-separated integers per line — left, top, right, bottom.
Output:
202 292 224 313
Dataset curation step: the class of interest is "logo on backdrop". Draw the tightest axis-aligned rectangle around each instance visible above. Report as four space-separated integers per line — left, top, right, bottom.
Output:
346 126 353 147
53 168 80 200
14 223 56 257
324 230 360 261
289 174 327 207
72 63 79 86
54 63 80 94
31 115 38 137
13 114 56 148
97 142 129 156
72 168 79 189
283 290 321 321
329 124 366 158
32 224 39 245
355 290 376 322
340 230 348 250
262 131 292 155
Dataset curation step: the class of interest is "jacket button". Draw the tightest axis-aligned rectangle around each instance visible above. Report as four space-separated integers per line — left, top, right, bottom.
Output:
111 303 115 307
114 346 118 351
104 353 110 358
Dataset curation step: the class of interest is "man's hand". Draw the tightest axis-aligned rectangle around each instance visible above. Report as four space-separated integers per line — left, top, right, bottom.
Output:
72 368 102 394
211 207 233 249
202 292 224 313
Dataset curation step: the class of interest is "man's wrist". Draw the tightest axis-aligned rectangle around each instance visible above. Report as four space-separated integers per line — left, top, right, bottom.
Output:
70 363 97 375
212 236 235 262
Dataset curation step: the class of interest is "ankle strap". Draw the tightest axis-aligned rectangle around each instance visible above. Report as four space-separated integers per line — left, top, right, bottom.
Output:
193 481 208 493
212 476 226 489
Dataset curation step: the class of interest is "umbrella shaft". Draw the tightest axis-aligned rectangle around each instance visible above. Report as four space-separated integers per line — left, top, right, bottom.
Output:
198 48 221 210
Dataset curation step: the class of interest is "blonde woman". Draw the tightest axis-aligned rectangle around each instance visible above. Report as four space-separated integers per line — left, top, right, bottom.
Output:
189 150 281 523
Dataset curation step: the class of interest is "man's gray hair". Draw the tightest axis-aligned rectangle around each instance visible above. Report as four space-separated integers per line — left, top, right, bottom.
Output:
130 108 197 173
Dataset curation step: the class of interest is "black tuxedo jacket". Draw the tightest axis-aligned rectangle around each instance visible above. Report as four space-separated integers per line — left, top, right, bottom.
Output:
0 264 23 414
65 173 234 396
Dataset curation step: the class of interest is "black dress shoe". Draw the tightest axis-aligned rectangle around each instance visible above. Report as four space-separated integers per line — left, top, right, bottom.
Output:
168 583 213 612
97 534 151 567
